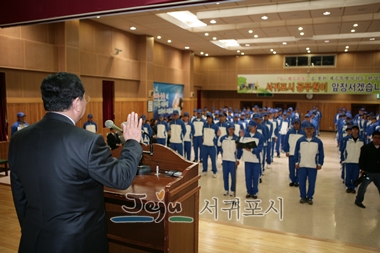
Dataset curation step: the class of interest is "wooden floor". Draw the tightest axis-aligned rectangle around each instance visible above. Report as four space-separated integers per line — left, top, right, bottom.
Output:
0 184 377 253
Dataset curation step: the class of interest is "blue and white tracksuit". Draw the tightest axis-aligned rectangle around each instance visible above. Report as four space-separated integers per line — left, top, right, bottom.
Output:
156 120 169 146
192 117 206 161
263 119 274 166
256 123 269 173
340 135 365 190
283 128 306 184
220 134 241 192
232 120 245 137
279 118 289 154
216 121 230 156
238 131 264 195
294 136 324 200
184 121 195 160
269 118 279 161
169 119 187 156
201 123 219 174
142 122 153 145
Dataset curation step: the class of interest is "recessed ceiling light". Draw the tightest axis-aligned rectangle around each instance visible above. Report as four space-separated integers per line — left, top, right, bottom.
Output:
353 23 358 27
345 46 349 49
282 42 287 45
185 46 189 49
210 20 216 24
300 32 304 36
261 15 268 20
96 16 100 19
344 49 348 52
130 27 136 30
205 53 209 56
237 50 240 53
369 38 375 41
325 40 329 43
216 2 220 4
157 36 161 39
245 44 250 47
323 11 330 16
270 49 273 52
254 34 259 38
273 51 276 54
205 33 209 36
307 50 311 53
167 40 171 43
200 52 204 55
248 30 253 33
241 52 245 55
306 47 310 50
351 29 355 33
213 37 217 40
298 27 303 31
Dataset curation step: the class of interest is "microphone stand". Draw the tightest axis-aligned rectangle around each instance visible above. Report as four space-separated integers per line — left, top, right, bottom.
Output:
142 131 154 156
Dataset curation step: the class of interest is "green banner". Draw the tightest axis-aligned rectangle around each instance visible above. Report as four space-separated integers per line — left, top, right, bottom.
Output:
237 73 380 94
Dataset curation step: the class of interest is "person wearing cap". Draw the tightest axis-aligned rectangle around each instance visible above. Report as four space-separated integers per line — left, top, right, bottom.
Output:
82 113 97 133
192 109 206 162
201 113 219 177
268 110 279 162
340 124 365 193
182 112 195 160
283 119 306 187
239 112 249 130
337 114 352 147
220 124 241 196
11 112 29 136
354 130 380 209
314 106 322 136
294 122 324 205
216 112 230 157
354 107 365 122
367 116 380 142
277 112 289 157
156 114 169 146
232 114 244 137
238 120 264 199
140 115 153 145
169 110 187 156
213 110 220 124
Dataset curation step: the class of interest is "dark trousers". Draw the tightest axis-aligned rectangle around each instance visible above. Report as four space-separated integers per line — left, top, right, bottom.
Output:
355 172 380 204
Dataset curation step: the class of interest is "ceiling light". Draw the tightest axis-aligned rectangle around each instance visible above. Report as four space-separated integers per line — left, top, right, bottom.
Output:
270 49 273 52
306 47 310 50
218 39 240 47
273 51 276 54
241 52 245 55
237 50 240 53
245 44 250 47
96 16 100 19
157 36 161 39
325 40 329 43
323 11 330 16
185 46 190 49
213 37 217 40
216 2 220 4
210 20 216 24
351 29 355 33
300 32 304 36
369 38 375 41
167 40 171 43
200 52 204 55
261 15 268 20
345 46 349 49
166 11 207 28
254 34 258 38
344 49 348 52
353 24 358 27
307 50 311 53
205 33 209 36
282 42 287 45
130 27 136 30
248 30 253 33
298 27 303 31
205 53 209 56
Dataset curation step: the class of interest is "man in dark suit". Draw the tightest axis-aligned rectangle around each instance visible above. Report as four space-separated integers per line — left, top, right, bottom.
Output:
9 72 143 253
107 127 123 150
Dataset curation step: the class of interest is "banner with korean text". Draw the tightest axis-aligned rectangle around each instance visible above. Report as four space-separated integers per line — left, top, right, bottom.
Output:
153 82 183 119
237 73 380 94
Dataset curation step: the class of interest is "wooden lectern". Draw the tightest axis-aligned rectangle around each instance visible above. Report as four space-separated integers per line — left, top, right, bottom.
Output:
104 144 200 253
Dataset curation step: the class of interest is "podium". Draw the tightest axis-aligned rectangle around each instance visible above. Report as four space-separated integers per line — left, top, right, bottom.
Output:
104 144 200 253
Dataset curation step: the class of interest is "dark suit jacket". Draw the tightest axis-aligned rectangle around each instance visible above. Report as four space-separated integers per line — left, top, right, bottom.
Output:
107 132 122 150
9 112 142 253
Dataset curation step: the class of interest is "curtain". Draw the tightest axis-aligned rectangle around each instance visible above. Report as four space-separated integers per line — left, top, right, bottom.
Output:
102 80 114 127
0 73 7 141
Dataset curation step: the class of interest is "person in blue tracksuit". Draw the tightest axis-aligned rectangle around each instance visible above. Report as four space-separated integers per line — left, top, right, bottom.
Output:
263 113 274 169
169 110 186 156
253 114 269 178
216 112 230 156
238 120 264 199
156 114 169 146
201 113 219 177
192 109 206 162
220 125 241 196
274 110 282 158
278 113 289 156
340 124 365 193
182 112 195 160
294 122 324 205
141 115 153 145
283 119 306 187
269 110 279 162
232 114 245 137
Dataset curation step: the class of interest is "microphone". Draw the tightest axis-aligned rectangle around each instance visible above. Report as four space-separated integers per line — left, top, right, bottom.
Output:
105 120 123 132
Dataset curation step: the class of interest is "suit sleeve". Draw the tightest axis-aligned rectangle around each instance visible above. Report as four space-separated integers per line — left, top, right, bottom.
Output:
10 165 27 227
88 135 142 189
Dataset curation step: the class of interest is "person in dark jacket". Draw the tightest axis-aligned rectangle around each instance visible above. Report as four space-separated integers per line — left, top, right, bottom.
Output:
354 130 380 208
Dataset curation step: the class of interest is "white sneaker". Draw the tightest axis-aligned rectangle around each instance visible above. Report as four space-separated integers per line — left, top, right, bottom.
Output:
224 191 228 196
202 172 207 176
230 191 234 197
213 173 217 178
267 165 271 169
